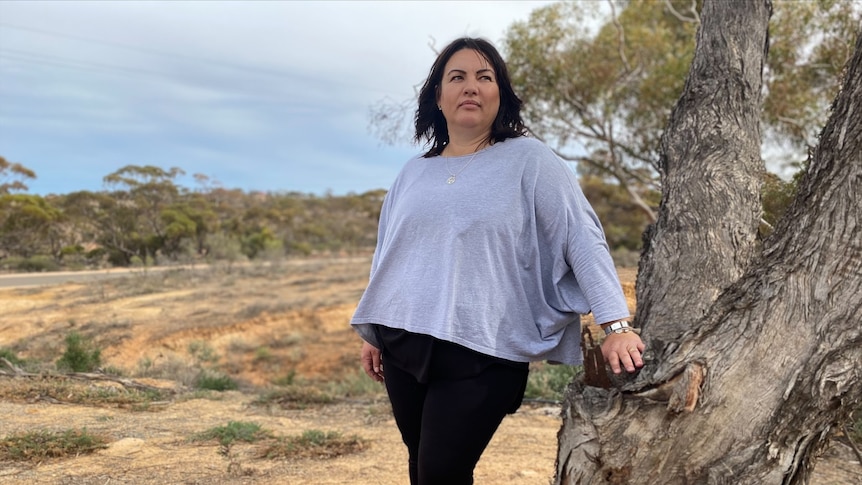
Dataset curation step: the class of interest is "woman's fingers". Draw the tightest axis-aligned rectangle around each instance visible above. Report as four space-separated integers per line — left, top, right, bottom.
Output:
361 341 385 382
601 334 645 374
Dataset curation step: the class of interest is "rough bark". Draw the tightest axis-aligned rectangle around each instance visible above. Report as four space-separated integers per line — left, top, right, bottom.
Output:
556 0 862 483
636 0 768 344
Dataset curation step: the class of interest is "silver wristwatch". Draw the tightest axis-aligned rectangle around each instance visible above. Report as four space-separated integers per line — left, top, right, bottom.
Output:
603 320 633 336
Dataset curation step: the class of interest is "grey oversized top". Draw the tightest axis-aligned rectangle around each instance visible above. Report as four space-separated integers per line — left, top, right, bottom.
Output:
350 136 630 365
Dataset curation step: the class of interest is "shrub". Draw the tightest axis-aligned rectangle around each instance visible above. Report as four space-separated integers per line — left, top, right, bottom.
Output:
0 429 108 461
56 332 102 373
194 371 238 391
12 255 60 273
191 421 268 446
135 354 200 386
253 346 273 363
85 247 108 266
0 348 25 368
188 340 219 365
205 232 245 264
325 368 386 399
101 365 125 377
260 430 366 459
524 363 583 401
272 369 297 386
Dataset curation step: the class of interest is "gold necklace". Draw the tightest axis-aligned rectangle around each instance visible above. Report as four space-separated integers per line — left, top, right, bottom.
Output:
444 150 479 184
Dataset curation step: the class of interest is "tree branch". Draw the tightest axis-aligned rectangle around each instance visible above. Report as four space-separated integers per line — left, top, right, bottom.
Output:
608 0 632 72
664 0 701 24
0 361 177 395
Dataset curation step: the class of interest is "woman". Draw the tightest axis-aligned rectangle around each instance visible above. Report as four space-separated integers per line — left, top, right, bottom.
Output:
351 37 644 485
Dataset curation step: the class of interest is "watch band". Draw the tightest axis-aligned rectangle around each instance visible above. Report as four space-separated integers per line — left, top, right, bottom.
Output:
602 320 633 336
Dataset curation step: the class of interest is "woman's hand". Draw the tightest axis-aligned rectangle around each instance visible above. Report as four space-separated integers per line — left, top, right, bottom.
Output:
600 332 645 374
361 341 384 382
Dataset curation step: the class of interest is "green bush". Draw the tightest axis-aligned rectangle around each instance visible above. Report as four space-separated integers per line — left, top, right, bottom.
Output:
188 340 219 365
191 421 267 446
0 429 108 461
260 429 366 459
525 363 583 401
85 247 108 266
60 244 84 257
194 371 238 391
272 369 297 387
287 241 314 256
325 368 386 398
11 255 60 273
0 348 25 367
56 332 102 372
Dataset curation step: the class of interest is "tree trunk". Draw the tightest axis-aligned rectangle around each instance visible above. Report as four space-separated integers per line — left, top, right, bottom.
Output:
636 0 768 344
556 0 862 483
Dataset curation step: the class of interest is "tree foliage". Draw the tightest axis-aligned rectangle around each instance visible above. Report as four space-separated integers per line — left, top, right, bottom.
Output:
505 1 694 222
0 194 62 259
765 0 861 152
0 163 392 271
0 156 36 195
557 1 862 482
501 0 858 221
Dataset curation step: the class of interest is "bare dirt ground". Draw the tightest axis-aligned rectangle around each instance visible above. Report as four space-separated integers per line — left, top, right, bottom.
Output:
0 256 858 484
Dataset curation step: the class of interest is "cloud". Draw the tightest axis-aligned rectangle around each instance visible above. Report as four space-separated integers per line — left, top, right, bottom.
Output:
0 0 554 196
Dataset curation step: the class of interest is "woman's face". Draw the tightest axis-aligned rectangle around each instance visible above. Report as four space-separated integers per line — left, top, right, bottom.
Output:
437 48 500 140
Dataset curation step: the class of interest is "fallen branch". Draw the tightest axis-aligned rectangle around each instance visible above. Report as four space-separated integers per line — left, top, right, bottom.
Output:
0 359 176 395
67 371 176 394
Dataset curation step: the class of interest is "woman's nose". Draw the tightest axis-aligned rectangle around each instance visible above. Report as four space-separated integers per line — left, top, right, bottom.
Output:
463 80 478 94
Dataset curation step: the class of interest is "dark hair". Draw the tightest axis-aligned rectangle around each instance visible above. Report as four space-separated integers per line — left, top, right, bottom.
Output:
414 37 526 157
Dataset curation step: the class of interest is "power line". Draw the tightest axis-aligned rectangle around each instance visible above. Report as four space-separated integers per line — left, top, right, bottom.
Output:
0 22 410 98
0 47 179 80
0 22 275 77
0 50 340 118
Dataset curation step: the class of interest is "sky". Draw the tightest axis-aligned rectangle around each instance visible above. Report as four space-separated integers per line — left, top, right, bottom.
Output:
0 0 556 196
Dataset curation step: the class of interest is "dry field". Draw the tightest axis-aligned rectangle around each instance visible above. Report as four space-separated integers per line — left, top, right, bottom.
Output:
0 256 858 484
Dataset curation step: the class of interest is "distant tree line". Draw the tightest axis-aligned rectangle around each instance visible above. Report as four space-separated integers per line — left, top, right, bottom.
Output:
0 158 796 272
0 161 386 271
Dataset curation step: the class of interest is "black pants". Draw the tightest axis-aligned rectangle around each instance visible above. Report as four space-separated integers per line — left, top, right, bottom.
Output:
376 326 529 485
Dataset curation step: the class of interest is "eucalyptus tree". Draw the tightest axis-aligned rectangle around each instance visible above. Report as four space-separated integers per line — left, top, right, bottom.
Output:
59 190 138 266
102 165 187 263
0 156 36 194
502 0 857 222
0 194 60 259
555 1 862 483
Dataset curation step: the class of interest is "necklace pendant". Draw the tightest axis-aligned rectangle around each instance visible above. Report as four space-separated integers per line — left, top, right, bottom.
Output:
446 176 456 184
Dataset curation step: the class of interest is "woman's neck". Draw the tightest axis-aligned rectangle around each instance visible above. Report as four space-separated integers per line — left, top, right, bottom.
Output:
442 133 490 156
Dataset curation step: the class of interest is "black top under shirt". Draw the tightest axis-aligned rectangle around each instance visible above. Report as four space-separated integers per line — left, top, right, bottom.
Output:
373 324 529 385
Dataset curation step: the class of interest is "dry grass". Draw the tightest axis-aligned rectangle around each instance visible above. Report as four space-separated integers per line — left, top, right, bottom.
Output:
0 377 169 410
0 429 109 462
259 430 367 460
0 258 857 484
